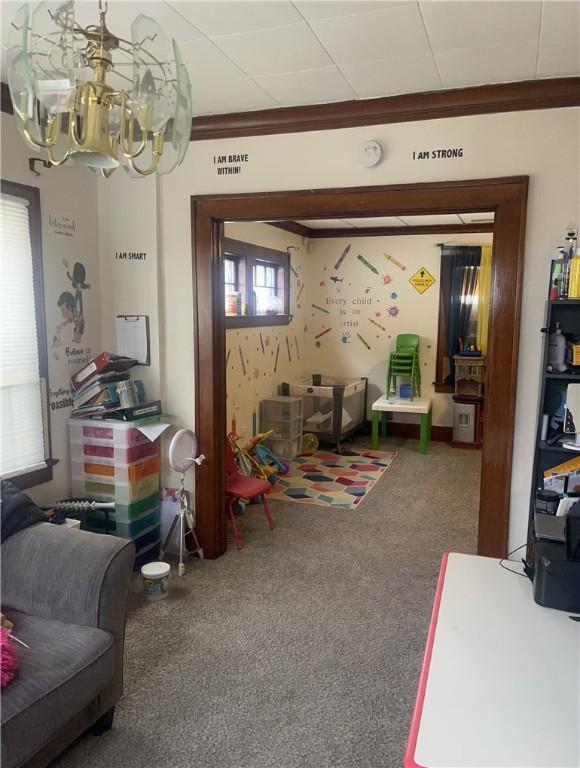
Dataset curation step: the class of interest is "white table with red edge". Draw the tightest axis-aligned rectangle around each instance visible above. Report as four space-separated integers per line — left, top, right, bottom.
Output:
404 552 580 768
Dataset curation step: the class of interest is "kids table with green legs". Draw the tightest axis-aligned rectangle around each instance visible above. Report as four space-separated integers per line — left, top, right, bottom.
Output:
371 395 433 454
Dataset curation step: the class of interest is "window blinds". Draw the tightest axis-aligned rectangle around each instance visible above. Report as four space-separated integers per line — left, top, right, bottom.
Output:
0 193 46 478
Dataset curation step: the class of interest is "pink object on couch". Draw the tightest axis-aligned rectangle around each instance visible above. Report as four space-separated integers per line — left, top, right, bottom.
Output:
0 627 17 687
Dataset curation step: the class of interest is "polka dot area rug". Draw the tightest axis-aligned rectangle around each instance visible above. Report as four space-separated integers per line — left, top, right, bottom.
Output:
268 447 398 510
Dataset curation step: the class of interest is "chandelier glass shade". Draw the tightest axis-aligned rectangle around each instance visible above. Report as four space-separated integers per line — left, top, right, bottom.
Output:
7 1 193 177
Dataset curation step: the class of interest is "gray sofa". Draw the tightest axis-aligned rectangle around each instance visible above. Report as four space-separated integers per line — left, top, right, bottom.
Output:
1 523 134 768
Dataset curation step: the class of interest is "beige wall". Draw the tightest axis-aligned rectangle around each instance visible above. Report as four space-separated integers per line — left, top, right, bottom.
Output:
160 106 580 552
224 222 308 442
1 113 100 505
97 106 579 551
301 232 493 428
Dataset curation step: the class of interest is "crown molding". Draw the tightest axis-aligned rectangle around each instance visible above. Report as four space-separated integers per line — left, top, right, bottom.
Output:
3 77 578 141
189 77 580 141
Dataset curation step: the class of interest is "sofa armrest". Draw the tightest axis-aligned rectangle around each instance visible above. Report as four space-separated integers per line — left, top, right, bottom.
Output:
1 523 134 634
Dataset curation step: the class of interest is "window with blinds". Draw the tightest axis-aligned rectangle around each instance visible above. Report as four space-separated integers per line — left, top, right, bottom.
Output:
0 185 50 484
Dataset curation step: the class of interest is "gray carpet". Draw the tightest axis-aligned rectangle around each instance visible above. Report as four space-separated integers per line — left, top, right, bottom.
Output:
55 438 480 768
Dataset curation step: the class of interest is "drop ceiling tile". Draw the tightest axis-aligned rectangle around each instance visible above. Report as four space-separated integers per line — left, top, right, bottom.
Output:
538 1 580 77
73 1 203 45
458 212 495 224
255 66 355 105
343 217 408 227
436 42 538 88
397 214 463 226
294 2 404 20
341 53 441 98
211 23 331 76
169 1 302 37
421 0 542 51
191 100 212 117
192 78 278 113
178 38 247 83
295 220 352 229
309 4 431 64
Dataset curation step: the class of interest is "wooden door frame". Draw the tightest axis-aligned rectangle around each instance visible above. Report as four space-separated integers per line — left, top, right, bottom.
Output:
191 177 528 559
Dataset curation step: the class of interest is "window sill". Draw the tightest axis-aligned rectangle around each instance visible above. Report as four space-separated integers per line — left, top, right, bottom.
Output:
434 383 455 394
226 314 291 329
6 464 53 491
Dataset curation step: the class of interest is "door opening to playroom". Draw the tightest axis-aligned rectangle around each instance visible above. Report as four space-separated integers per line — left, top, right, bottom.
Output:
191 178 527 559
220 215 493 553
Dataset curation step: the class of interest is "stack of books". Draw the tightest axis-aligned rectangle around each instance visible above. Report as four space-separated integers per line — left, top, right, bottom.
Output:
71 352 162 421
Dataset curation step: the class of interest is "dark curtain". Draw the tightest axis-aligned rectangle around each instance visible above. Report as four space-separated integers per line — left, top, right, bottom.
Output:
440 246 481 384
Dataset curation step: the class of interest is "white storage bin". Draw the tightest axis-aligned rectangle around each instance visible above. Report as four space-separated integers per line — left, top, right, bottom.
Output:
265 435 302 460
261 416 302 440
68 417 159 448
71 453 160 485
260 396 303 422
71 473 160 505
70 437 159 464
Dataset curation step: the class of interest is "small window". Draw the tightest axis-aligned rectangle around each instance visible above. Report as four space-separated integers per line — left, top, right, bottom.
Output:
222 238 290 328
1 180 52 488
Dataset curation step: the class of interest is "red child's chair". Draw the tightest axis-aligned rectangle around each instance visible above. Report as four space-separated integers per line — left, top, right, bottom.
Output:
226 438 274 549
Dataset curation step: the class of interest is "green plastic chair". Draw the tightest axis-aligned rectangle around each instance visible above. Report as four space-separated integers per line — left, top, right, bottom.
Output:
386 334 421 399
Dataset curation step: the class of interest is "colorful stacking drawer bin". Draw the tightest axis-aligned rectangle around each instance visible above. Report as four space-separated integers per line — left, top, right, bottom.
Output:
69 417 162 568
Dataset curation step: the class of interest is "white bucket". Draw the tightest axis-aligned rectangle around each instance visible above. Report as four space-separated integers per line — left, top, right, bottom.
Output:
141 561 170 601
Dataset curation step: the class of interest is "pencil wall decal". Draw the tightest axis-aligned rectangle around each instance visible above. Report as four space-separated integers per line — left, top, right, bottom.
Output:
297 284 304 302
295 335 300 360
286 336 292 362
357 254 379 274
226 349 231 366
315 327 332 340
312 303 330 314
357 333 371 350
259 333 265 354
369 317 386 332
384 253 406 271
334 244 351 270
274 343 280 372
238 345 246 375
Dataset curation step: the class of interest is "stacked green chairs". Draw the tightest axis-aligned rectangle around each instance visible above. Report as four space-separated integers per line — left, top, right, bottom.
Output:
386 334 421 400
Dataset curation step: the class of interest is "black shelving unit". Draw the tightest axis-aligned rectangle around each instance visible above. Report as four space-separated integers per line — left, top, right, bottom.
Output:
528 295 580 548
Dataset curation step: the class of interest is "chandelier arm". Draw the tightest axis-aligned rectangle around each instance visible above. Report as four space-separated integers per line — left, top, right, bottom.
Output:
119 102 148 160
126 153 160 176
22 112 61 150
47 145 71 166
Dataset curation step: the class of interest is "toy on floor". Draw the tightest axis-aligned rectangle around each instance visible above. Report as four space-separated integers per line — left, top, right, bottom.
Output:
302 433 319 455
229 431 288 484
255 444 289 482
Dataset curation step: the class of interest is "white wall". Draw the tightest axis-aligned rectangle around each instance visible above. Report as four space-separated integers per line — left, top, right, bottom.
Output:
1 113 101 505
98 106 579 552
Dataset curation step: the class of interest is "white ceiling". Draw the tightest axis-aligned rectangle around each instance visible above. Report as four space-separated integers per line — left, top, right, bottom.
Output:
1 1 578 117
294 212 495 228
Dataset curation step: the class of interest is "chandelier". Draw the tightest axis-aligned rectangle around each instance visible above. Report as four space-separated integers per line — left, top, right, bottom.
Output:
7 0 192 177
